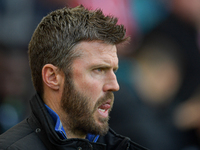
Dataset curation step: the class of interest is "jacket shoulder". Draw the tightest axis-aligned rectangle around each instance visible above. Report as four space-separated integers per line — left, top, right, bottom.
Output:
0 119 46 150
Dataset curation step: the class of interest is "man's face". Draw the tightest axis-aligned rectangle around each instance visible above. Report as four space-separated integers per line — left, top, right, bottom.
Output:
61 41 119 136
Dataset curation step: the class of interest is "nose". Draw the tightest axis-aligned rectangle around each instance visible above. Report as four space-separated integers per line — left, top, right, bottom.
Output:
103 72 120 92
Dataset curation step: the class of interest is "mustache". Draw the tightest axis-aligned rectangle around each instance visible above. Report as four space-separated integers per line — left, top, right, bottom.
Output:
94 92 114 111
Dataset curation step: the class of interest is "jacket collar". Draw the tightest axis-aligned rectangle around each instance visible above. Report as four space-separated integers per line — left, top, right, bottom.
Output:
44 103 100 142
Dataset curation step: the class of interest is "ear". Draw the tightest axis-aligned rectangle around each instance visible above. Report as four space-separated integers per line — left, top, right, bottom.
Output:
42 64 64 90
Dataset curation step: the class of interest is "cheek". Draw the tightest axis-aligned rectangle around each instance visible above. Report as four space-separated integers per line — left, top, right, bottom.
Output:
73 71 103 98
77 79 103 108
82 79 102 97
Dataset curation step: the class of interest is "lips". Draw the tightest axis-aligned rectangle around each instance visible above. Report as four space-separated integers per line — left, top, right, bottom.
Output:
97 99 111 118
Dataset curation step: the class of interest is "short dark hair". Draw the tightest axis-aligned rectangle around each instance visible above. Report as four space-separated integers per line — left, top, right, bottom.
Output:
28 5 127 95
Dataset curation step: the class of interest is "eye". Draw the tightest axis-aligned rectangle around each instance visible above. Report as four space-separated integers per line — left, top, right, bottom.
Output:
93 67 106 74
95 68 104 72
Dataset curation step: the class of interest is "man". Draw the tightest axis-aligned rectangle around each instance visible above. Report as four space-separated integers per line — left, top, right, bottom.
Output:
0 5 148 150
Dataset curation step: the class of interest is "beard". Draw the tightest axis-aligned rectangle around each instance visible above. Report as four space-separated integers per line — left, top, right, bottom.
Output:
61 75 114 136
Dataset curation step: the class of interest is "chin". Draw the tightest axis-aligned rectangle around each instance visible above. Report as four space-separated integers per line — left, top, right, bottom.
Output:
93 120 109 136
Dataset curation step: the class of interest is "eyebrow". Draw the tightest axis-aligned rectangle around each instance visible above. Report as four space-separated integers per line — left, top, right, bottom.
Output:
91 64 119 71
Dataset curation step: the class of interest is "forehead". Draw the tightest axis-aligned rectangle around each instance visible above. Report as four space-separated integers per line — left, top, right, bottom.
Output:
76 41 116 54
74 41 118 65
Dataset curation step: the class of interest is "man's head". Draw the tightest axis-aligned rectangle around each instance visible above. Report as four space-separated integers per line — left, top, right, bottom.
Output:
28 5 127 137
28 5 126 96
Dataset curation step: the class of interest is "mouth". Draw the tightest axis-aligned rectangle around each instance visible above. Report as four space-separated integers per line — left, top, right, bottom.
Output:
97 99 112 118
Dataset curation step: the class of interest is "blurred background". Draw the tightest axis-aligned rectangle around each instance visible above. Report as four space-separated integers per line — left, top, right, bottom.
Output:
1 0 200 149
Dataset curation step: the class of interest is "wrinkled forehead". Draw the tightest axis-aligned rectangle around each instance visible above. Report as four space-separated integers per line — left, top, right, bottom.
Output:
72 41 118 68
74 41 117 57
